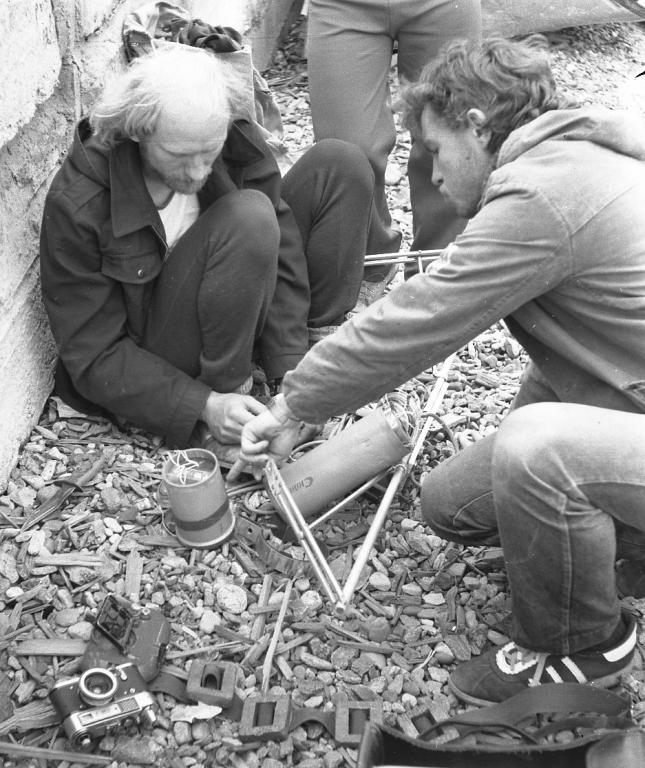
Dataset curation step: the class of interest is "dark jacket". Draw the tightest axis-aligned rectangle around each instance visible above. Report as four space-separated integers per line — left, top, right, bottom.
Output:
40 118 305 446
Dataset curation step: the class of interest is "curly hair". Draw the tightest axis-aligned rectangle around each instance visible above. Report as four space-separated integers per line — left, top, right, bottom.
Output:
90 45 247 148
401 36 564 154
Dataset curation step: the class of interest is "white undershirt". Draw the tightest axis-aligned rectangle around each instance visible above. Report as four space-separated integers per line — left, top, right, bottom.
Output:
157 192 200 249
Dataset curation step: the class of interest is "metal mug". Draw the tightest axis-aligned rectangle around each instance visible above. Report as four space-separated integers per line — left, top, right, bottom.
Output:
161 448 235 548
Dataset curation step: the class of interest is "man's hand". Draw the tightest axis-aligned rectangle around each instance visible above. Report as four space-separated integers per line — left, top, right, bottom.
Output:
201 392 267 444
229 394 303 480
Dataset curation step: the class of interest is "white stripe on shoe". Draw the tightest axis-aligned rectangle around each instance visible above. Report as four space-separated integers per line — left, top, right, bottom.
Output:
604 622 637 662
560 657 588 683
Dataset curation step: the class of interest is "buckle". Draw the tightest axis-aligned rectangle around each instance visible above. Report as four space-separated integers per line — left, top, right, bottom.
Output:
186 660 237 708
239 693 292 742
334 693 383 747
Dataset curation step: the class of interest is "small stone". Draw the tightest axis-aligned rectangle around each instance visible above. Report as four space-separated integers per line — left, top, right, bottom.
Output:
198 609 219 634
101 487 123 512
11 487 37 509
300 590 323 612
330 646 356 670
299 651 333 671
364 617 391 642
401 692 417 708
422 592 445 606
487 629 510 646
433 642 455 664
173 720 192 746
67 621 94 640
368 572 391 591
216 584 248 614
55 608 85 627
322 750 344 768
111 735 164 764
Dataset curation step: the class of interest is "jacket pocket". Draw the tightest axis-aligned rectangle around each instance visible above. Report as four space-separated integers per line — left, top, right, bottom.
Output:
101 248 162 284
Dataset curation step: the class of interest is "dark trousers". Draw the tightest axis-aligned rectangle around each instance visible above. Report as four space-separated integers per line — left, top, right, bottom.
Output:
142 139 376 390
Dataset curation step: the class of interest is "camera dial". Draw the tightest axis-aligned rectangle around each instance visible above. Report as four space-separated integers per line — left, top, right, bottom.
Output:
78 668 118 706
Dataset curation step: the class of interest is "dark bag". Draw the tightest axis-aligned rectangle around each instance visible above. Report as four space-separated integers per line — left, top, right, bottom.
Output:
121 2 293 171
357 683 643 768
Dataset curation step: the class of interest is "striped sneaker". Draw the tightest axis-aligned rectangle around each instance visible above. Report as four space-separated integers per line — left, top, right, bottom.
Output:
448 613 637 706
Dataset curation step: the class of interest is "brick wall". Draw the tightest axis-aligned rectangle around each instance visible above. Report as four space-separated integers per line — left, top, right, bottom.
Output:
0 0 298 491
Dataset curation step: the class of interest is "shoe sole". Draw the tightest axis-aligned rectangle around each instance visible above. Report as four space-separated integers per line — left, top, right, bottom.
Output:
448 664 633 707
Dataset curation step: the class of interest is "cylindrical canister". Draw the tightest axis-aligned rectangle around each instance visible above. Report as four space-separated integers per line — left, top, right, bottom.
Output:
278 409 410 518
161 448 235 548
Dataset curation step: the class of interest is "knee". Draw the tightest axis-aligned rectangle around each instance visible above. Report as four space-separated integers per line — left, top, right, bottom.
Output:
492 403 567 482
204 189 280 267
310 139 375 190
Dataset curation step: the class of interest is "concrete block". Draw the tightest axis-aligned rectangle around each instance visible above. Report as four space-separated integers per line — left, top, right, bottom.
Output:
78 0 121 37
0 267 55 494
0 0 62 146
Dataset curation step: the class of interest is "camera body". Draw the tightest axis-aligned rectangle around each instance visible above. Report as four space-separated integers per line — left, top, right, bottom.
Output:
49 662 157 750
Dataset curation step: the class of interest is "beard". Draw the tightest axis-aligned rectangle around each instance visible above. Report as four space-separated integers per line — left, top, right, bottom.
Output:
159 172 209 195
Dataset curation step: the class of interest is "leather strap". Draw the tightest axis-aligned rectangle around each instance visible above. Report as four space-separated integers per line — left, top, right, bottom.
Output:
235 516 321 578
426 683 630 736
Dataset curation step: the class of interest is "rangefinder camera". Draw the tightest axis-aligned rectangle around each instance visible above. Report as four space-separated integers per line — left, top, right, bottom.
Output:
49 662 157 750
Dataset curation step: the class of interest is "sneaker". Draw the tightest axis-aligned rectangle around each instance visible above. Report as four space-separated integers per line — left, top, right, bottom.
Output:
448 613 637 706
349 264 399 316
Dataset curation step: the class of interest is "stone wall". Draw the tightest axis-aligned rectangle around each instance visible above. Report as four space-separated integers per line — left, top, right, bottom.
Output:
0 0 298 491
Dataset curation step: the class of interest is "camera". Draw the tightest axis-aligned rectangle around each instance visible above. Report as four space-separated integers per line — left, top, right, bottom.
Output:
82 594 170 682
49 662 157 750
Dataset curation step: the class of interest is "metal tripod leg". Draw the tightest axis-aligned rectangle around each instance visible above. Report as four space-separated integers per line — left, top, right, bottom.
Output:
265 354 456 614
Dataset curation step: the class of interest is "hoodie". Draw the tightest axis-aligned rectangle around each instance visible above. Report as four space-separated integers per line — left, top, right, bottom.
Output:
281 107 645 422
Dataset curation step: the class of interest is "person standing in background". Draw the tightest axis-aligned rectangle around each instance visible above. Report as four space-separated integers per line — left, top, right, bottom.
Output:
306 0 482 304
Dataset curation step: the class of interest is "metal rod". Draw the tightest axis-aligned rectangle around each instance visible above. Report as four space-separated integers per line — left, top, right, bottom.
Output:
308 470 390 530
407 354 457 467
336 463 407 614
265 460 344 603
363 248 442 268
334 354 457 613
261 579 292 693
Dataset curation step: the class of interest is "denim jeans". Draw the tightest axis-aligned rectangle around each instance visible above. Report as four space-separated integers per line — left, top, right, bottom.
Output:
422 389 645 654
143 139 375 389
306 0 482 268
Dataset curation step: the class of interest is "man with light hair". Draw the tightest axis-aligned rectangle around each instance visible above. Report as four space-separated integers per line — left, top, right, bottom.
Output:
239 36 645 705
40 45 378 458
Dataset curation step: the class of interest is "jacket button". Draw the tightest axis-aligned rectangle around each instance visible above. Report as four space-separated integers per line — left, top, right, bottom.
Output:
137 268 144 278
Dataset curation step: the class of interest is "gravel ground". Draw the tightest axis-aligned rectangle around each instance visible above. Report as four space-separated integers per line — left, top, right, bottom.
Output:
1 18 645 768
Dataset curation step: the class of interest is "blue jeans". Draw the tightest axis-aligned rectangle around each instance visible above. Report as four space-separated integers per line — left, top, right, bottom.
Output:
306 0 482 267
422 372 645 654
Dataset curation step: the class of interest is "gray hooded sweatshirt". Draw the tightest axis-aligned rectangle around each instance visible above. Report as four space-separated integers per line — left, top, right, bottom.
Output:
281 107 645 422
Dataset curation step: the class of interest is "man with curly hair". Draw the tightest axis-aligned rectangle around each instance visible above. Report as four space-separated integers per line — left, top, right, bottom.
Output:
40 45 378 460
240 36 645 704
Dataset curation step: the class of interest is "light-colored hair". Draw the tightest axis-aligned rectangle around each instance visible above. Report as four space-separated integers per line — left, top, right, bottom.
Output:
402 36 564 154
90 45 247 147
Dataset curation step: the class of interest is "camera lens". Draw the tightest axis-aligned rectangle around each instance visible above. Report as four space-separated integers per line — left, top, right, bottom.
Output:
78 668 118 706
